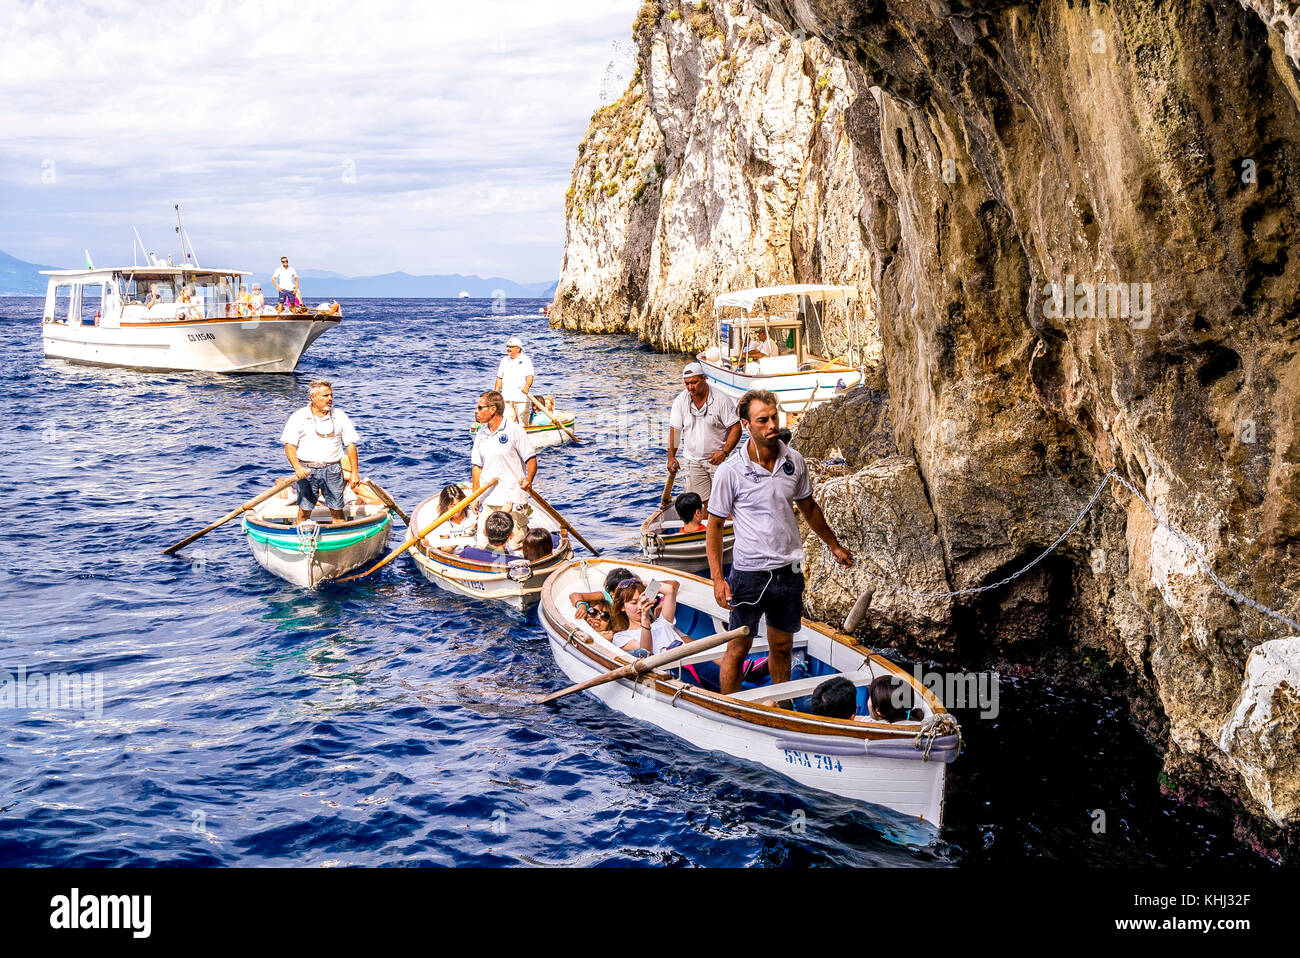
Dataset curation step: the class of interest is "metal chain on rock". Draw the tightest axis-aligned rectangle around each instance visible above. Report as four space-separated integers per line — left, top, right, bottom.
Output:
815 468 1299 635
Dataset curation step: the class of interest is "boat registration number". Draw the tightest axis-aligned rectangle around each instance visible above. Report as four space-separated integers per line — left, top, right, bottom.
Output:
463 580 485 591
187 332 216 342
783 749 843 773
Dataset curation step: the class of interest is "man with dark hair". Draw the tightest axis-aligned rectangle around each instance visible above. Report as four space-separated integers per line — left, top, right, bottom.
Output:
707 388 854 694
809 676 858 719
482 511 515 553
472 389 537 546
673 491 705 533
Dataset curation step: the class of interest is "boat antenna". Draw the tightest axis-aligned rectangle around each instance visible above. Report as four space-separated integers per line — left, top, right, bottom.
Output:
174 204 200 267
132 226 149 268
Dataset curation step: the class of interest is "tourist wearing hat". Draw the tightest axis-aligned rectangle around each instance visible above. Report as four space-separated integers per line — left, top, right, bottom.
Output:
494 336 535 425
667 362 741 505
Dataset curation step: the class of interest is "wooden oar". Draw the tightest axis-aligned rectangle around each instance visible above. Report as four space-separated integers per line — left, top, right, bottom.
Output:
527 393 582 445
538 626 749 705
659 470 675 509
361 479 410 526
163 474 299 555
337 479 498 582
526 486 601 557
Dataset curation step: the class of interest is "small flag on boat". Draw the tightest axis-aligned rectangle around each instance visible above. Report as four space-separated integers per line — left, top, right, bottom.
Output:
84 249 94 269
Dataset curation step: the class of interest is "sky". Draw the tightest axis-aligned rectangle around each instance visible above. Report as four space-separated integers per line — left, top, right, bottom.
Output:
0 0 642 281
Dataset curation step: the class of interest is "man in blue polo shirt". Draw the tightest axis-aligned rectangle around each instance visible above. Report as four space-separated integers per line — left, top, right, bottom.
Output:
706 389 854 694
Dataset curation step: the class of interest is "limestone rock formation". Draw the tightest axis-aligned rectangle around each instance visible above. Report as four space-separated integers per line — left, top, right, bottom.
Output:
555 0 1300 841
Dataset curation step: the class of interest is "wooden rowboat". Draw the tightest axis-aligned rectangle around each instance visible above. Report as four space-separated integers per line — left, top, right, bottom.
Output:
470 410 576 450
538 558 959 827
242 481 394 588
640 505 734 573
407 494 574 609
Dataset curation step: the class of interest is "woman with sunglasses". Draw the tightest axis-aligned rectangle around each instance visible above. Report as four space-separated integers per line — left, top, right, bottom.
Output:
609 577 683 657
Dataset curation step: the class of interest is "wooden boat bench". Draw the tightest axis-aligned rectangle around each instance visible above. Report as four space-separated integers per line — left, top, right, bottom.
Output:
672 634 810 668
727 669 876 703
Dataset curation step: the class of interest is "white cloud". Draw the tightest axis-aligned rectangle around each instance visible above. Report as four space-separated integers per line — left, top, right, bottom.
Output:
0 0 641 279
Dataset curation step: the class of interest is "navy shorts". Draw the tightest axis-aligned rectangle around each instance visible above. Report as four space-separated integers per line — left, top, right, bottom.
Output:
727 566 804 637
296 463 345 511
278 287 295 304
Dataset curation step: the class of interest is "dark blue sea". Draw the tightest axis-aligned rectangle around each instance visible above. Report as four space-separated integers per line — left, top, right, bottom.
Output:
0 297 1256 866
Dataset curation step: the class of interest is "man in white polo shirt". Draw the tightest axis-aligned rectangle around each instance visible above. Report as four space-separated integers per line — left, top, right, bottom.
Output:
667 362 741 505
471 389 537 544
706 388 854 694
494 336 535 424
281 379 361 524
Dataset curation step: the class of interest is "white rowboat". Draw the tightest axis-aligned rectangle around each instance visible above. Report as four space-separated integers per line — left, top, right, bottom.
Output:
640 506 734 573
539 558 959 827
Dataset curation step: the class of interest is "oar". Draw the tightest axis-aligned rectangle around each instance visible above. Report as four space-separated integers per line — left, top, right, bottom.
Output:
659 470 675 509
526 486 601 557
361 479 410 526
162 475 299 555
527 393 582 445
537 626 749 705
338 479 498 582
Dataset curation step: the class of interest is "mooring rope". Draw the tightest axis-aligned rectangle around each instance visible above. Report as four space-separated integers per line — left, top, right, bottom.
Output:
815 468 1300 634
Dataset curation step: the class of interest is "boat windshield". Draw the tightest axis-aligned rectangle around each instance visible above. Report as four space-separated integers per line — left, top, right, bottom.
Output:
118 274 176 304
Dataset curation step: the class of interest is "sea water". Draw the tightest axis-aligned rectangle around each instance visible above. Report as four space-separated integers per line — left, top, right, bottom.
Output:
0 298 1252 865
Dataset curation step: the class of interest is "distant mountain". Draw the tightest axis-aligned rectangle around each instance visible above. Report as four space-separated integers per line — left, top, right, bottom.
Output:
0 250 58 295
250 271 558 299
0 249 557 300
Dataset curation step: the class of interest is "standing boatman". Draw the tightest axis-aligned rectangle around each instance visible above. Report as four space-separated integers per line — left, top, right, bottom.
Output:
272 255 300 309
706 389 854 694
471 390 537 543
281 379 361 524
667 362 741 507
494 336 535 424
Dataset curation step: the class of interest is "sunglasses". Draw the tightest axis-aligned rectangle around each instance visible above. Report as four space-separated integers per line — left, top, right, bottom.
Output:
615 578 643 591
585 608 610 621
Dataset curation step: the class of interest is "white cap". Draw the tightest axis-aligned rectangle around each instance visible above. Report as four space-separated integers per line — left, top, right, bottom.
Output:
506 336 523 348
682 362 705 379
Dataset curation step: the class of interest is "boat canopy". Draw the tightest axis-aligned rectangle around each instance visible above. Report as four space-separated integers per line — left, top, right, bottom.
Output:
41 266 250 280
713 284 859 311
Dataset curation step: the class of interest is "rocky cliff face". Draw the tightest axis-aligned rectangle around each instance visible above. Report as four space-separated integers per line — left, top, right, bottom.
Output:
554 0 1300 843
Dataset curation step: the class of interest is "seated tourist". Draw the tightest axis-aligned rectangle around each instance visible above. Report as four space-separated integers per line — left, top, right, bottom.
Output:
674 491 705 534
808 676 858 719
143 283 162 308
609 578 682 656
572 597 613 638
743 328 779 360
478 511 515 556
437 483 476 546
567 566 634 611
866 675 919 722
528 394 556 425
521 527 554 562
249 284 265 312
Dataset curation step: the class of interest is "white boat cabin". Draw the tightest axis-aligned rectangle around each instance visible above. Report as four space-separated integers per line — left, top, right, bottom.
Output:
708 284 863 376
41 267 253 328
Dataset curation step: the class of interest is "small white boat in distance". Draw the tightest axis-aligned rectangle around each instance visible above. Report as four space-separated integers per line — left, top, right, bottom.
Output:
701 284 866 425
40 266 341 373
539 559 959 827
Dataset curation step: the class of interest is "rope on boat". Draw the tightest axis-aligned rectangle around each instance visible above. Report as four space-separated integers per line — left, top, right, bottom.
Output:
916 713 961 759
296 519 321 557
812 468 1300 634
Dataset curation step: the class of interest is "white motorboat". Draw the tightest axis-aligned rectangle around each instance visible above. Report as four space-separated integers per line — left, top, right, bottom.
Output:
700 284 867 425
538 558 960 827
40 266 340 373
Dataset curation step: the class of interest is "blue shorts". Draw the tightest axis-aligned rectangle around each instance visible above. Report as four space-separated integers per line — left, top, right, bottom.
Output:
727 566 804 636
296 463 345 511
278 287 296 305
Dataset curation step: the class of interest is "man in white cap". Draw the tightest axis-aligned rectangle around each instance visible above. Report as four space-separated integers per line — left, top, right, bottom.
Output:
494 336 535 424
667 362 741 506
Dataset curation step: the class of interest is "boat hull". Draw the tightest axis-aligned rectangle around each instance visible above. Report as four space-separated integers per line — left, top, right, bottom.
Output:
539 559 954 827
640 508 733 573
42 314 339 373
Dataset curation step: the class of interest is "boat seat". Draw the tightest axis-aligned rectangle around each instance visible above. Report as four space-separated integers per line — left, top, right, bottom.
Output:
728 669 875 703
672 634 809 667
455 546 521 563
